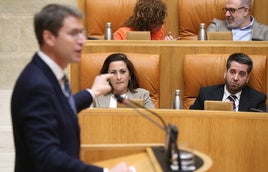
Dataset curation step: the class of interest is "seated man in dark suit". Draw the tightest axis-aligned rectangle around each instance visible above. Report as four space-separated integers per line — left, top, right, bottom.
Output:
190 53 267 112
207 0 268 41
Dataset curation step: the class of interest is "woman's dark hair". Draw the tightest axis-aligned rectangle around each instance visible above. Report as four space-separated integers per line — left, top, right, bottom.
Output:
124 0 167 31
100 53 140 93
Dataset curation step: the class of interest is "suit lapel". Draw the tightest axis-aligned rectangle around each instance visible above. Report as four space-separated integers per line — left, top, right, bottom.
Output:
103 95 111 107
126 90 135 99
251 20 263 40
97 94 111 107
32 54 79 130
238 87 250 111
213 84 225 100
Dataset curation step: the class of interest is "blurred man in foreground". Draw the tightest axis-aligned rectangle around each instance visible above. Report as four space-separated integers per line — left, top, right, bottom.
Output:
11 3 132 172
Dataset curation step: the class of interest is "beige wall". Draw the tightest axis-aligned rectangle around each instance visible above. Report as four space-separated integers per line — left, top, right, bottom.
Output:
0 0 77 89
0 0 77 171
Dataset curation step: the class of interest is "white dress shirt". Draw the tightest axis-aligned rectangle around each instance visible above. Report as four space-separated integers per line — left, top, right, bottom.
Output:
222 85 241 111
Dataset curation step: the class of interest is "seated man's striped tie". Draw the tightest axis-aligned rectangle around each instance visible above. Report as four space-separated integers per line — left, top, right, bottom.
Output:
227 95 237 110
62 75 77 114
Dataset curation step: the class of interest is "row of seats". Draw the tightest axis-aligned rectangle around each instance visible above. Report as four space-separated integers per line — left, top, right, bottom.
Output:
77 0 268 40
79 53 267 109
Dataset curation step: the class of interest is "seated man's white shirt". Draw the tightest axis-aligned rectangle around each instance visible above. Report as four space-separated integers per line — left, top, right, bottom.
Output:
222 85 241 111
232 16 254 41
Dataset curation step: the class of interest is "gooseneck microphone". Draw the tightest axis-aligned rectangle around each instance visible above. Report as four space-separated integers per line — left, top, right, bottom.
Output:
114 94 182 171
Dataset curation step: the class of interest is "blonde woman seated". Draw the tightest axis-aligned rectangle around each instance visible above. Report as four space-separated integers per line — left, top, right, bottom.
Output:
94 53 155 109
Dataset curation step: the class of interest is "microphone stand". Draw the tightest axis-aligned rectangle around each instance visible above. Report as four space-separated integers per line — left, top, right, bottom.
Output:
114 94 182 171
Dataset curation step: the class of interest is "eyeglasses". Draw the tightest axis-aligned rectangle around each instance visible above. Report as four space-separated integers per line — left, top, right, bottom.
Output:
67 30 87 40
222 7 246 14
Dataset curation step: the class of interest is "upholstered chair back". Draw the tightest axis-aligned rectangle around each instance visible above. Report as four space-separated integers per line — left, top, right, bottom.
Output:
82 0 179 38
178 0 255 40
183 54 266 109
80 53 160 108
84 0 136 38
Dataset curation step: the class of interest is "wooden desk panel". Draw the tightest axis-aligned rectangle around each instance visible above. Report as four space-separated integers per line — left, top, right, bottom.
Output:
78 108 268 172
81 144 212 172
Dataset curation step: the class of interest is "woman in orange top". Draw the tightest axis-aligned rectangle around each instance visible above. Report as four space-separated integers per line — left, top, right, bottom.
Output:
113 0 166 40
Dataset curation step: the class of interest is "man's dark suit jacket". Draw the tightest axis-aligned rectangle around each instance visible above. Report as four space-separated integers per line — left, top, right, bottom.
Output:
11 53 103 172
190 84 267 112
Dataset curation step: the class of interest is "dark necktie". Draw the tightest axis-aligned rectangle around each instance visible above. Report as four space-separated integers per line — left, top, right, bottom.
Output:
227 95 237 110
62 75 77 114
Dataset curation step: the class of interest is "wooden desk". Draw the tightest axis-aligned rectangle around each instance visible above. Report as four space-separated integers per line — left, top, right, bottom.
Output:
82 144 212 172
79 108 268 172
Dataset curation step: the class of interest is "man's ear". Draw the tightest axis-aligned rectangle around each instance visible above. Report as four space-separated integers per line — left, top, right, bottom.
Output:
244 8 250 17
246 74 250 83
43 30 56 46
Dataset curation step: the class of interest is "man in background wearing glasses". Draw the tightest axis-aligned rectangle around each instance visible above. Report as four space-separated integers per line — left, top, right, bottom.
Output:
207 0 268 41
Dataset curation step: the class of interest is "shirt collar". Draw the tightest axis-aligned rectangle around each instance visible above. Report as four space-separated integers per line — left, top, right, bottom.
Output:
37 51 66 81
223 85 242 100
240 16 254 30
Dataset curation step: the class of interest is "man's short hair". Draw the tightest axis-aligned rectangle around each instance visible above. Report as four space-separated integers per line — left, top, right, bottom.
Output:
34 4 83 46
226 52 253 73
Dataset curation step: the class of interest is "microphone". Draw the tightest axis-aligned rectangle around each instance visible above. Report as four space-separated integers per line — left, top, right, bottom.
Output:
114 94 182 171
115 94 167 131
